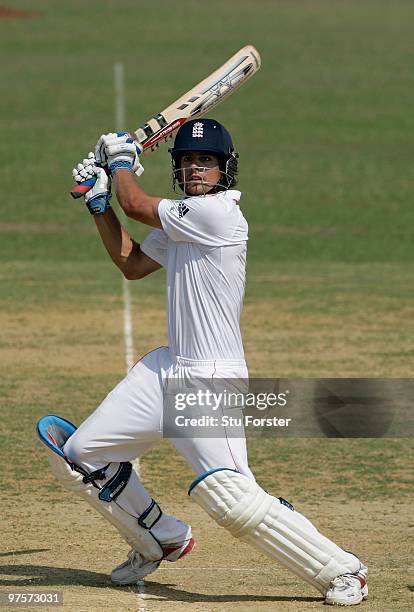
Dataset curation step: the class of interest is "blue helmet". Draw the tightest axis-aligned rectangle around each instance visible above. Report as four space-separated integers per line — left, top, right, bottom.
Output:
172 119 234 156
170 118 238 192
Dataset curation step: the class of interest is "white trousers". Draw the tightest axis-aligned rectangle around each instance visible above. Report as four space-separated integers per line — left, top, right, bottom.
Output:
63 346 253 543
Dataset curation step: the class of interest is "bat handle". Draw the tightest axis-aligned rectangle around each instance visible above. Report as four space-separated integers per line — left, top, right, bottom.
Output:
70 177 97 199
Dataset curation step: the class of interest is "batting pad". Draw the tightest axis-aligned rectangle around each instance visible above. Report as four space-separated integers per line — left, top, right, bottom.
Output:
189 468 361 594
36 415 163 561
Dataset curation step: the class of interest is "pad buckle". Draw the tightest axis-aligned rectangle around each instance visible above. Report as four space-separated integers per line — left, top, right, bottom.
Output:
279 497 294 511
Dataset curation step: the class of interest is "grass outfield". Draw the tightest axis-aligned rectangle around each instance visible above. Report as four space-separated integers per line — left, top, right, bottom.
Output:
1 1 413 610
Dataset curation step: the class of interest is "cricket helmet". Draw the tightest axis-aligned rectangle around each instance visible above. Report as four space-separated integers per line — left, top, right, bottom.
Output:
170 118 238 193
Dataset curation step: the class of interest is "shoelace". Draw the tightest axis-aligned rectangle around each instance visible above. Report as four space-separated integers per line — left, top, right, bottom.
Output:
332 575 360 589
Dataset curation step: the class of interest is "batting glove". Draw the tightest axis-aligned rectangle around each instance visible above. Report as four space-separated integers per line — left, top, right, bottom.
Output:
95 132 144 177
72 152 111 215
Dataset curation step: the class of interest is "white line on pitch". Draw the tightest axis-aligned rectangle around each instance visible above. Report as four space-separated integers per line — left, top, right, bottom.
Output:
114 62 135 373
154 566 413 573
155 567 281 572
114 61 144 612
122 277 135 371
114 62 125 138
137 579 147 611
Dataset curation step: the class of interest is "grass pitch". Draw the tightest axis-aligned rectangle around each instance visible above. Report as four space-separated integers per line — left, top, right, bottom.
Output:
1 1 413 610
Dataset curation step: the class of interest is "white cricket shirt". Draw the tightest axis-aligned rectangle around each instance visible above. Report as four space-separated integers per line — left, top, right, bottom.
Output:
141 190 248 361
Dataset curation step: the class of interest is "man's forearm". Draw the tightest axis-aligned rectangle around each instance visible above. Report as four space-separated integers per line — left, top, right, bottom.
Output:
71 149 159 278
93 207 137 271
113 170 162 228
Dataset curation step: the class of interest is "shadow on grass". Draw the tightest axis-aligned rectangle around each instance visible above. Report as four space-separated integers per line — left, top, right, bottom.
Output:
0 563 322 603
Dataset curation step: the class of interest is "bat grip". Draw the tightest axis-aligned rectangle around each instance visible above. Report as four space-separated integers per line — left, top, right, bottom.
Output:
70 177 97 199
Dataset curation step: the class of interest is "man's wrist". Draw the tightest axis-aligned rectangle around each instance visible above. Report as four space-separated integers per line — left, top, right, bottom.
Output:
86 195 112 215
109 160 133 175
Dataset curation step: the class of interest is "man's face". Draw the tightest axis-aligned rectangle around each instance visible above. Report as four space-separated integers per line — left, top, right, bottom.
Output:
179 152 221 195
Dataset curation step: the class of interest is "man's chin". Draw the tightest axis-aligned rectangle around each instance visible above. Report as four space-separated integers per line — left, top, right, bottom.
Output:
185 184 212 196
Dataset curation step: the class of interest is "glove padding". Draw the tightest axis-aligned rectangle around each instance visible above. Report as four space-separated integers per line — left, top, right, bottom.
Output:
95 132 144 177
72 152 111 215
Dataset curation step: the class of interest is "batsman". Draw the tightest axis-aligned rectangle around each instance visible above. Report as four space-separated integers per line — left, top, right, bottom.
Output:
38 119 368 606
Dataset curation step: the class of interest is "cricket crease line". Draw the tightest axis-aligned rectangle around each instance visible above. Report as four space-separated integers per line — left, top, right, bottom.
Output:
154 566 413 573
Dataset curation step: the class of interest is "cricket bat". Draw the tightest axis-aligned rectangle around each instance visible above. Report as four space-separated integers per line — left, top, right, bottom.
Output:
70 45 261 198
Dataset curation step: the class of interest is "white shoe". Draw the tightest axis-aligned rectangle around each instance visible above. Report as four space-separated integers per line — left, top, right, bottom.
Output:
325 563 368 606
111 549 161 584
111 537 195 585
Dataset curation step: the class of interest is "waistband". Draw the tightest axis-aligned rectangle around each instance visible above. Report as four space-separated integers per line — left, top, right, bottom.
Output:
174 355 246 368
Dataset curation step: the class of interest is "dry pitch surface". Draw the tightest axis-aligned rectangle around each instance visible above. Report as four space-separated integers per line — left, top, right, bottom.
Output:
1 297 413 611
2 494 412 611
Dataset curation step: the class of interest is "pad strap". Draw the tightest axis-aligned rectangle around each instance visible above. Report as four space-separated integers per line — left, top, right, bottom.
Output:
73 461 132 503
138 499 162 530
98 462 133 502
82 465 109 485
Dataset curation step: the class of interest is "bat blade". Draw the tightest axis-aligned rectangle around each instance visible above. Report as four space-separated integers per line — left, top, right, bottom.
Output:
70 45 261 199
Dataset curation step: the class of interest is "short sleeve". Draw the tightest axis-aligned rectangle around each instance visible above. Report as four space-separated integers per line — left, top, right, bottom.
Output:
141 228 168 268
157 191 247 247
